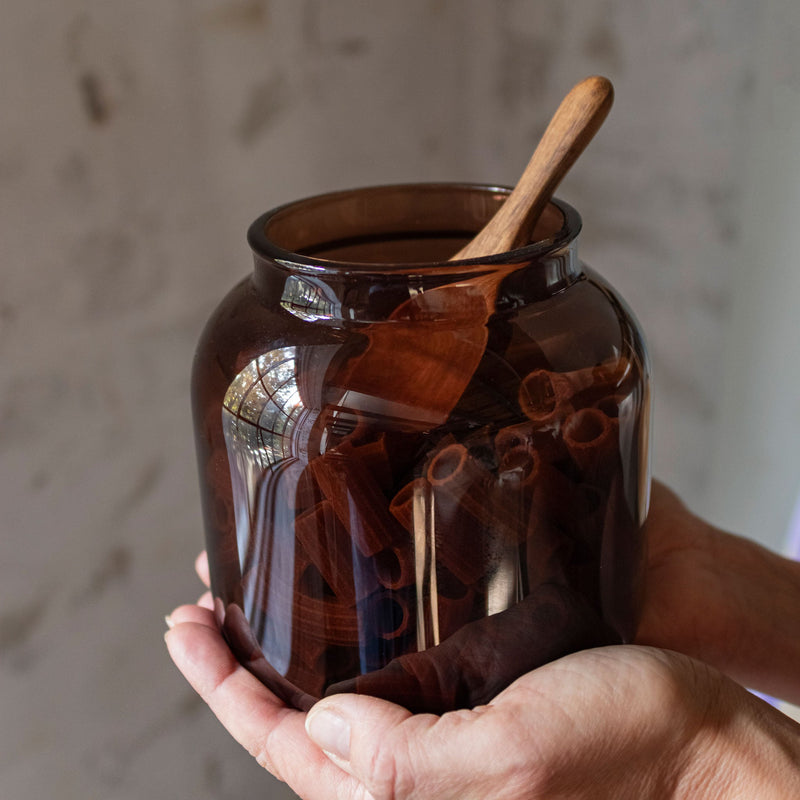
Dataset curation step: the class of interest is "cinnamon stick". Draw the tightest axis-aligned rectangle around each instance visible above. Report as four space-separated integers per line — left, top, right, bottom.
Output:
562 407 620 482
335 433 394 493
294 500 357 603
373 543 416 591
427 442 518 542
517 360 631 427
518 369 574 425
308 452 407 557
388 477 429 532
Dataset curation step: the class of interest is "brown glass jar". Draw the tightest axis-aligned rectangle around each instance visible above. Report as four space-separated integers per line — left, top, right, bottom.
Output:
192 183 651 713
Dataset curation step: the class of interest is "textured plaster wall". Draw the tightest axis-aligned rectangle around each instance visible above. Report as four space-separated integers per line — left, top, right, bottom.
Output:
0 1 797 798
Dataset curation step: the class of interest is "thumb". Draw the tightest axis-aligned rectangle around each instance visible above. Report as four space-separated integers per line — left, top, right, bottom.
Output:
305 694 513 800
305 693 432 797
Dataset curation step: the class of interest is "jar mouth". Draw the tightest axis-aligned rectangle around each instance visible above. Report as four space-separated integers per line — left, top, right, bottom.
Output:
247 183 582 275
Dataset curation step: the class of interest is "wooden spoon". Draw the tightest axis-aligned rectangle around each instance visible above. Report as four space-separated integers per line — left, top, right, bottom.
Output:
330 76 615 430
453 75 614 260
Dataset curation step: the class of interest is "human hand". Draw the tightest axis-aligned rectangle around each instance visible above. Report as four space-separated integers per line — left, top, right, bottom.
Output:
166 599 800 799
636 482 800 704
165 482 800 797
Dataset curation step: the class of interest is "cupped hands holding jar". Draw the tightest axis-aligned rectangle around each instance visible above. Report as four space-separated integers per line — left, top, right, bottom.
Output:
174 172 800 797
166 480 800 799
169 75 800 794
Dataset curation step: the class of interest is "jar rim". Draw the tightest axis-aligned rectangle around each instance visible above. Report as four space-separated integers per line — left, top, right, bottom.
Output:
247 183 582 275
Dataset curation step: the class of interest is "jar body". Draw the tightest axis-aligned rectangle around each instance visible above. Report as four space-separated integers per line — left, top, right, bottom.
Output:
192 184 651 713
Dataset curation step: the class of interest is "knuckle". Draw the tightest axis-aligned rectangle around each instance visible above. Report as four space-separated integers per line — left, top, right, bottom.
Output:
248 713 289 783
253 747 283 782
364 730 415 800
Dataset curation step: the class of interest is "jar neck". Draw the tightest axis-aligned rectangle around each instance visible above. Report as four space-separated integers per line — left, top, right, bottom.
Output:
254 247 580 325
249 185 583 322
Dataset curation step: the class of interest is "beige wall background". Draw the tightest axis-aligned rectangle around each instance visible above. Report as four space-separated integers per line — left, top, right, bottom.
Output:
2 1 799 798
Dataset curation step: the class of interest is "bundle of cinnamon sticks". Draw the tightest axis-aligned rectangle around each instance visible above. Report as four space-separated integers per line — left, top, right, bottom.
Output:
236 354 642 707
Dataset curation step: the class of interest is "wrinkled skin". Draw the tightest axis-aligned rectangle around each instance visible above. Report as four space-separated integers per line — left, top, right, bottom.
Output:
165 481 800 799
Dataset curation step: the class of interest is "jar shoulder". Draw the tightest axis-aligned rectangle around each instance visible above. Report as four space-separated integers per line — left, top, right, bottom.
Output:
191 274 353 409
503 264 649 376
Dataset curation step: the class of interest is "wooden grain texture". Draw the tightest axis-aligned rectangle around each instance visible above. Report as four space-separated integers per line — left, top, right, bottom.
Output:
323 78 615 432
453 75 614 260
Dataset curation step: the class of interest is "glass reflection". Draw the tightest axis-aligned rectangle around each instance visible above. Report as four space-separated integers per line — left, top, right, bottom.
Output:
280 274 342 322
221 347 323 673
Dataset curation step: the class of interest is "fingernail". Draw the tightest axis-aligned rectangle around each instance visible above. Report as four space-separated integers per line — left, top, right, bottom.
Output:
306 706 351 761
165 614 175 629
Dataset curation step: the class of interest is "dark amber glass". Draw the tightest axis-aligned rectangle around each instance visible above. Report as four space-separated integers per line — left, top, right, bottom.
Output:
192 184 651 713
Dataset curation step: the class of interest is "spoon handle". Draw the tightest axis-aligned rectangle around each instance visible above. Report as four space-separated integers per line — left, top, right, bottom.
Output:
453 76 614 260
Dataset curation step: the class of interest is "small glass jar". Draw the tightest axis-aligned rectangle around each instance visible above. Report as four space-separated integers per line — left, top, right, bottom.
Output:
191 183 651 713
